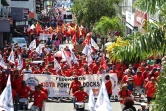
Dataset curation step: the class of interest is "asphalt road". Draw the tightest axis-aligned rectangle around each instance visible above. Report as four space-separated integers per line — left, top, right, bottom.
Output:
27 100 143 111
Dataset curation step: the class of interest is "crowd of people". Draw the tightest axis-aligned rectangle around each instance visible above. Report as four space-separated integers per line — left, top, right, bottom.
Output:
0 20 161 111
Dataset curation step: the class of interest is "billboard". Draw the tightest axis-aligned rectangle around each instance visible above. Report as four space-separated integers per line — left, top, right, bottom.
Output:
0 20 10 32
11 7 24 21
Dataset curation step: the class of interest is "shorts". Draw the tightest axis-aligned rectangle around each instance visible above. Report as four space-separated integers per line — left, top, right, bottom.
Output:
135 86 144 94
147 97 155 103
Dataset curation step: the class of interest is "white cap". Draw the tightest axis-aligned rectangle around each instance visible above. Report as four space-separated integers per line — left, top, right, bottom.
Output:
141 102 147 106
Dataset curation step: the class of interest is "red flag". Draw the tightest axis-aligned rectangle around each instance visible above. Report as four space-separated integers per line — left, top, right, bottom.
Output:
100 53 107 69
72 32 77 45
36 22 42 34
83 32 91 45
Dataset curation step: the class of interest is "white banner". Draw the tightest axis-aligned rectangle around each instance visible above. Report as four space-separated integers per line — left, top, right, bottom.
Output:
39 33 52 41
24 73 118 97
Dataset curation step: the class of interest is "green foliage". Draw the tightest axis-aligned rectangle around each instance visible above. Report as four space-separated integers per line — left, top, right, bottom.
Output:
71 0 122 28
152 64 166 111
93 16 124 36
134 0 166 14
109 23 166 63
1 0 9 6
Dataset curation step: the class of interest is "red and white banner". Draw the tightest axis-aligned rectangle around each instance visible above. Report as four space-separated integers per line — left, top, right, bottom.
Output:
24 73 118 97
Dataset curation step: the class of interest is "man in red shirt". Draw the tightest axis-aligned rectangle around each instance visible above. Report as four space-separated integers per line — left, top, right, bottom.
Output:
39 83 48 96
92 61 100 74
121 69 133 84
145 77 157 104
19 81 32 110
73 86 89 109
105 75 112 100
118 83 132 109
69 76 82 95
30 85 48 111
134 68 144 101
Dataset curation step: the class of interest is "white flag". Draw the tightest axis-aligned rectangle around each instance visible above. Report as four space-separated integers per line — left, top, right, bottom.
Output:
88 89 96 111
87 55 93 66
70 49 78 64
36 44 43 55
91 38 99 50
29 39 36 50
95 82 112 111
62 50 72 67
0 54 7 69
82 44 92 56
17 55 23 70
0 75 14 111
54 58 61 71
7 50 15 64
30 24 35 29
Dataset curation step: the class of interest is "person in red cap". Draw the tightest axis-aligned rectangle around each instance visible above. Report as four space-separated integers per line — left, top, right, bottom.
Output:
69 76 82 95
30 85 48 111
38 83 48 96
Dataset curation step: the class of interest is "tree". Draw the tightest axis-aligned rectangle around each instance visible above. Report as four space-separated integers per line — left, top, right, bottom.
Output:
134 0 166 14
93 16 124 36
1 0 9 6
71 0 122 29
107 24 166 63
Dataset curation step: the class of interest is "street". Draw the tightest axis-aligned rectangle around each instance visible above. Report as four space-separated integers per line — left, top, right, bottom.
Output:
28 100 142 111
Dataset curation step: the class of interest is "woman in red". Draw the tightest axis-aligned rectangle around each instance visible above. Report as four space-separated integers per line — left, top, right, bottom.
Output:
69 76 82 95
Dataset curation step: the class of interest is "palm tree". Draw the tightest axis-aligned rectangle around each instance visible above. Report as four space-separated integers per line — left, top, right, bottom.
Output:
134 0 166 14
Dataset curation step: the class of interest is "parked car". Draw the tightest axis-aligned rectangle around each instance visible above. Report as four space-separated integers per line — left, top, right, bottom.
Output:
11 37 27 49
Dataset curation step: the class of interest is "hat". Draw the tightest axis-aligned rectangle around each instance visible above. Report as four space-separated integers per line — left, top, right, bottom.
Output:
127 77 133 81
145 66 149 69
141 102 147 106
151 77 155 80
157 67 161 69
137 68 142 73
122 83 127 88
39 82 43 86
152 67 157 70
60 59 66 62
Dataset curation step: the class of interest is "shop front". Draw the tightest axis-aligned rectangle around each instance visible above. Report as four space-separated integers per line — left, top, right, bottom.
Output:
125 11 138 35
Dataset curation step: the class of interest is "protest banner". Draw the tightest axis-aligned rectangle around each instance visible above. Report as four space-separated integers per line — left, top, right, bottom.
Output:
24 73 118 97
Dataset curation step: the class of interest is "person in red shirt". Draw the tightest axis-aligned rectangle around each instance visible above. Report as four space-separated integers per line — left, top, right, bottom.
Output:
73 86 89 109
145 77 157 104
142 66 150 79
133 69 144 101
92 61 100 74
121 69 133 84
110 65 118 73
69 76 82 95
118 83 132 109
30 85 48 111
105 75 112 100
33 66 41 74
83 64 92 75
39 83 48 96
19 81 32 110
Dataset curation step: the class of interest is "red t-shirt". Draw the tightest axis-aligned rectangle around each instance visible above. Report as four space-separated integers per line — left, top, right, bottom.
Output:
13 76 23 93
92 65 100 74
134 75 144 86
41 88 48 96
70 81 82 94
12 89 17 99
145 81 156 97
64 70 72 77
19 86 32 98
73 90 88 102
32 90 48 108
33 70 41 74
142 71 149 79
122 75 133 83
105 80 112 94
118 90 131 104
